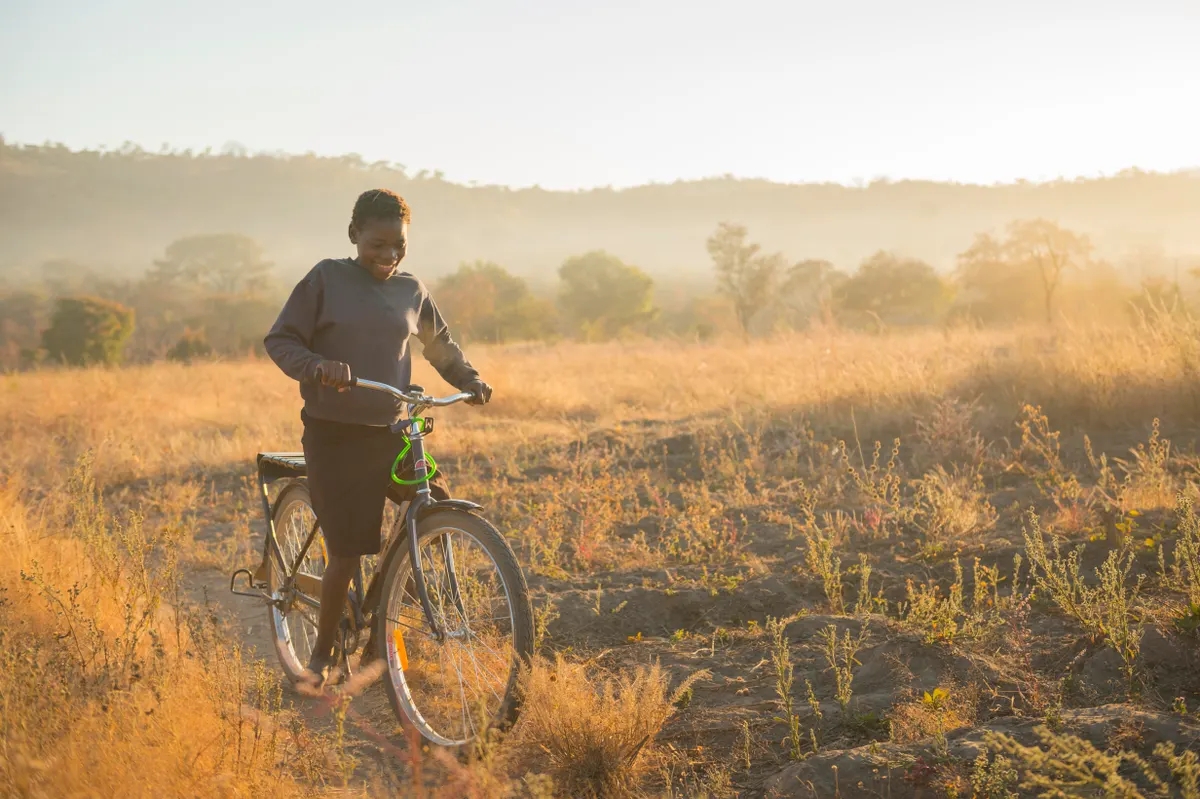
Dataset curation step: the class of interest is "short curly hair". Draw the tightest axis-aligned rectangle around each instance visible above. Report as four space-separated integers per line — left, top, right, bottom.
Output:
350 188 411 230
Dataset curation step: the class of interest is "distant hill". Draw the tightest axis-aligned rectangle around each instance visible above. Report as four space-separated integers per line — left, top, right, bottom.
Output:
2 139 1199 285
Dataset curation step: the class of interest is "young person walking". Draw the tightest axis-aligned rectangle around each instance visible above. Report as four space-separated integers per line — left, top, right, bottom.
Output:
264 188 491 686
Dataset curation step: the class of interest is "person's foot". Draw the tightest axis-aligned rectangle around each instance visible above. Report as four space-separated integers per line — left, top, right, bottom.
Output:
302 650 344 689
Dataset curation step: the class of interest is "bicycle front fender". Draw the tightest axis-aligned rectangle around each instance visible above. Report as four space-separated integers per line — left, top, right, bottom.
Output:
361 497 488 624
417 498 484 519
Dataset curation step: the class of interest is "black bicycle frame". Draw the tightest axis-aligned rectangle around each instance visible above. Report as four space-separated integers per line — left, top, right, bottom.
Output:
293 419 454 639
258 468 285 575
401 419 444 638
236 413 466 644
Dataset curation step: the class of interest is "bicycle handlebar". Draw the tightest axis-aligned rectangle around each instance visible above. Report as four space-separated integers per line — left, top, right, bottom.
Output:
350 376 476 407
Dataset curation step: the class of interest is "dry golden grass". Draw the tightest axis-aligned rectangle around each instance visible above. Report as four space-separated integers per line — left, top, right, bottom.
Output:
4 319 1195 484
5 317 1200 797
0 475 329 798
512 654 707 799
3 320 1197 490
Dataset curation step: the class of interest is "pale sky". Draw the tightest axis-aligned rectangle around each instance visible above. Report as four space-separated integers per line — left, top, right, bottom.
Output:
2 0 1198 190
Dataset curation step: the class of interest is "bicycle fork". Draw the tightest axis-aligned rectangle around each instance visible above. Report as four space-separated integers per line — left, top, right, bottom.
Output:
403 422 467 642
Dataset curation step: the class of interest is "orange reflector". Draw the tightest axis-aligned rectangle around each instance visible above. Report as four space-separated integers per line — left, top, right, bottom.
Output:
392 629 409 671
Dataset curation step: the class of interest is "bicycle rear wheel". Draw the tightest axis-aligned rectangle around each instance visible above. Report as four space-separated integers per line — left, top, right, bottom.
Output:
375 509 534 747
267 483 327 683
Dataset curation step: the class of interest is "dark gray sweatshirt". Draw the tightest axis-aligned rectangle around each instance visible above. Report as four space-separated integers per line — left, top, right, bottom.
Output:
264 258 479 426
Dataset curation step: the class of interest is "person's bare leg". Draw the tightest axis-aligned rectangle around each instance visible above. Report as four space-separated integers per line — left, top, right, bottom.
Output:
306 553 358 682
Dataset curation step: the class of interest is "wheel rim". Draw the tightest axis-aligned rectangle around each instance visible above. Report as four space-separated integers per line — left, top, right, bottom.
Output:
270 498 326 675
383 525 518 747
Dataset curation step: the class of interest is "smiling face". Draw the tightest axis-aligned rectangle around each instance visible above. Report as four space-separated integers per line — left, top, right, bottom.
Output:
350 217 408 280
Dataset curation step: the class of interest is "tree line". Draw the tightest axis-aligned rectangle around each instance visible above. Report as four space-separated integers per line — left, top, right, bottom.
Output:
1 217 1196 370
5 137 1200 279
441 217 1200 343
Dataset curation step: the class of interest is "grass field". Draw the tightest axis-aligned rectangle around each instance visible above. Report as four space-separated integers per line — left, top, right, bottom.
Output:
4 320 1200 797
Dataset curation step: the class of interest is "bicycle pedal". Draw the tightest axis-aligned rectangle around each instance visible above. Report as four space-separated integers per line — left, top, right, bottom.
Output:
229 568 271 600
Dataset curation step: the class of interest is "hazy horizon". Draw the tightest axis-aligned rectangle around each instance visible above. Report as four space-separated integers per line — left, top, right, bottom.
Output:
3 135 1198 193
4 0 1199 191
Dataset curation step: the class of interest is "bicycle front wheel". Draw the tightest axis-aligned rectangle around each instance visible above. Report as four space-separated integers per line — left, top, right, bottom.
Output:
375 509 534 747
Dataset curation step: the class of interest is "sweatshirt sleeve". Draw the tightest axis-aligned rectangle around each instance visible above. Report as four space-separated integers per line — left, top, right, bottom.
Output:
416 284 480 391
264 267 324 383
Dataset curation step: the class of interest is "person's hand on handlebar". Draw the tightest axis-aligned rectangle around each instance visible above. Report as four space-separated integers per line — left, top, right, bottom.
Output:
313 360 353 392
464 379 492 406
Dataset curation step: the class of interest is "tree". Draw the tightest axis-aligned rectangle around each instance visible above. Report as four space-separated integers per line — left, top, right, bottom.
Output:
666 294 741 341
705 222 786 335
0 289 48 370
953 233 1042 323
1005 219 1093 324
435 261 556 343
779 258 847 328
192 294 279 355
41 296 136 366
557 251 657 340
148 234 273 296
835 252 951 326
954 220 1094 324
167 328 214 363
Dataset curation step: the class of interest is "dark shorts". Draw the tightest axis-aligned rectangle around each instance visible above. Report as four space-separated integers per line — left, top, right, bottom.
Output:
301 411 450 558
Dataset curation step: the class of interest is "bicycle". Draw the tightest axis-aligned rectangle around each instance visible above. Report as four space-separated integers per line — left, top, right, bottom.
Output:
231 377 535 748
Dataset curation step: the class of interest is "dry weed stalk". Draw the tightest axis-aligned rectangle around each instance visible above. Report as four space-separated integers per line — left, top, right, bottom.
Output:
766 615 804 761
1160 492 1200 619
983 725 1200 798
899 556 1010 646
817 623 868 719
802 523 845 614
1023 513 1146 687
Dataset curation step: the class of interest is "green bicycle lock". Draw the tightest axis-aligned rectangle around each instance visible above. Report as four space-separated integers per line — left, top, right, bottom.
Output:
390 417 438 486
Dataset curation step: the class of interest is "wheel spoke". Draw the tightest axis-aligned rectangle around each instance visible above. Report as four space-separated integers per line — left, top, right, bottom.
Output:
449 645 476 741
384 614 435 637
462 639 504 704
269 492 326 679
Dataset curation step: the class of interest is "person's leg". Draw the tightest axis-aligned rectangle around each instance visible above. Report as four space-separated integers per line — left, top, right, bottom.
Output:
360 466 452 666
300 416 383 685
308 553 359 675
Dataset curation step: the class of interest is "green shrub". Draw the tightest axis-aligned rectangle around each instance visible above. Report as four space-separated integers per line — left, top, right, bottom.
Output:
166 329 214 363
41 296 135 366
558 251 657 340
436 261 557 343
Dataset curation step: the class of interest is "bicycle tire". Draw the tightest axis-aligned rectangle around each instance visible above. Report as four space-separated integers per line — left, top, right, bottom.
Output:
267 482 328 684
375 509 534 747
